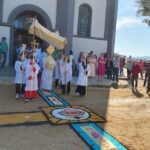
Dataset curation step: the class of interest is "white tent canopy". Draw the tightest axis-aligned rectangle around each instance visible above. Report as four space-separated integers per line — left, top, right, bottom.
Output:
28 19 67 49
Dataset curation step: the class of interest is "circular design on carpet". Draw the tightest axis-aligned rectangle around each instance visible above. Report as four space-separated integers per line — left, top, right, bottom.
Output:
51 108 90 120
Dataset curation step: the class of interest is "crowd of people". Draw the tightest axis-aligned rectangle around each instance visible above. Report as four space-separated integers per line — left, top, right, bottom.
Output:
14 44 90 101
0 35 149 101
126 57 150 94
11 43 150 101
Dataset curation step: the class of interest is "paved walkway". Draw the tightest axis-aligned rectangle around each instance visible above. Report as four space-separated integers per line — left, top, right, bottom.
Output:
0 67 112 86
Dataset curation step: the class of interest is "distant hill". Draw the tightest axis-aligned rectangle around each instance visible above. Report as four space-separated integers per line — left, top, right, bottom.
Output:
134 56 150 60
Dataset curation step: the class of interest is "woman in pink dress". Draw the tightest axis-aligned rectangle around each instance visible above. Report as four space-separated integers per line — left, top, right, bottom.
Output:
98 53 106 81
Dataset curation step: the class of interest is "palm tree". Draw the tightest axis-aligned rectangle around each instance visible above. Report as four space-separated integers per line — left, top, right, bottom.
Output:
136 0 150 26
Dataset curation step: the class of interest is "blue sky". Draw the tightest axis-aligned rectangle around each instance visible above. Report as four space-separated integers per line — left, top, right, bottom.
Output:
114 0 150 57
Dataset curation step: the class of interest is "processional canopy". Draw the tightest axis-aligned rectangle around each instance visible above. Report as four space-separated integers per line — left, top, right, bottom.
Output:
28 19 67 50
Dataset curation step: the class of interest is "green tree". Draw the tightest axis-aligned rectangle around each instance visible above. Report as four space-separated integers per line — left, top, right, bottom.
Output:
136 0 150 26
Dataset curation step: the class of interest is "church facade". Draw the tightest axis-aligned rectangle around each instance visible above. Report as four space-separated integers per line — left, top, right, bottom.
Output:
0 0 118 65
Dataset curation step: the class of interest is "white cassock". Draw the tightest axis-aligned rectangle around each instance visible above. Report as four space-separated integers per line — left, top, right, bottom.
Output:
60 62 72 85
24 58 30 66
58 59 64 82
40 55 56 90
54 60 59 80
25 62 40 91
15 61 26 84
69 54 73 64
76 63 91 86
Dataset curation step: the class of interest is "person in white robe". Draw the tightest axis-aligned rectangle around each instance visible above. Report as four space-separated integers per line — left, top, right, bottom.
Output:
40 46 56 91
60 55 72 95
24 54 40 101
69 50 73 64
34 46 46 88
14 53 26 99
75 56 91 96
57 54 65 88
54 60 59 88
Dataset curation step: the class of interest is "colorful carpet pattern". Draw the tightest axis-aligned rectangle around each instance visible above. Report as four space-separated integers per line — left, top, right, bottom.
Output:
0 112 48 127
0 89 126 149
38 89 69 106
71 123 126 150
40 106 105 125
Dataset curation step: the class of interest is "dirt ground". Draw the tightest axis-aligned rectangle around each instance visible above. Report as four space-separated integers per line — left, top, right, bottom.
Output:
0 79 149 150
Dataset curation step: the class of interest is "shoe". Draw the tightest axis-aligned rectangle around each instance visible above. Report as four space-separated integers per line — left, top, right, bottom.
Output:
20 94 24 98
25 99 31 102
75 93 80 96
15 94 20 99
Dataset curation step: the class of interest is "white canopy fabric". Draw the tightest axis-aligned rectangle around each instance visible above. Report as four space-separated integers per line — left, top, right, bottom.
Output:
28 19 67 49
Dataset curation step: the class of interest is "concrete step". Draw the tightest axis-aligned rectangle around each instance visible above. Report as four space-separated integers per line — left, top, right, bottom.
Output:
0 76 15 85
0 66 112 87
0 67 15 76
0 75 112 87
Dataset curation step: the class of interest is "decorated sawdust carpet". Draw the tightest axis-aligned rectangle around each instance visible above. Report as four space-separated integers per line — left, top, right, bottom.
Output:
38 89 69 106
40 106 105 125
71 123 126 150
0 112 48 127
0 89 127 149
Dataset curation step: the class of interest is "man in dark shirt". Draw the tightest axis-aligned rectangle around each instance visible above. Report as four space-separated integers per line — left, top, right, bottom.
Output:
106 57 113 80
131 61 140 89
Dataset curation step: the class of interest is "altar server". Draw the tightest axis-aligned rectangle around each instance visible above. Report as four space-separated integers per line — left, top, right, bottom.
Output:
58 54 65 87
54 60 60 88
75 56 91 96
24 54 40 101
14 53 26 99
60 55 72 95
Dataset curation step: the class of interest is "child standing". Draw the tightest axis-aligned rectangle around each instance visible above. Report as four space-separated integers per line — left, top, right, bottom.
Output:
75 56 91 96
57 54 65 88
54 60 60 88
14 53 26 99
24 54 40 101
60 55 72 95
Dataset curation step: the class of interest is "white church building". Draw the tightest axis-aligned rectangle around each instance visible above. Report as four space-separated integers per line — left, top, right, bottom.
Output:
0 0 118 66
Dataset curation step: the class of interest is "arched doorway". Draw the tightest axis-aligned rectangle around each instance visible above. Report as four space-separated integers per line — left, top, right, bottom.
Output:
7 4 53 66
13 11 46 64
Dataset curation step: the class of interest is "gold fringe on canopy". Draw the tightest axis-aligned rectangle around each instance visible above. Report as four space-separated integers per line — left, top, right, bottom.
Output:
28 19 67 50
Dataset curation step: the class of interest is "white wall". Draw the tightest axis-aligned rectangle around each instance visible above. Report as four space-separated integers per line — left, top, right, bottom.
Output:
0 26 10 66
3 0 57 29
72 37 107 61
73 0 107 38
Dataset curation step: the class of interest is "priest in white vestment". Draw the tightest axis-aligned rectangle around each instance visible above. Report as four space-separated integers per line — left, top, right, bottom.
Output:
40 46 56 91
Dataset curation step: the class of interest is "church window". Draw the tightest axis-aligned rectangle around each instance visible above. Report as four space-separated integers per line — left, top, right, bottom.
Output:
78 4 92 37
